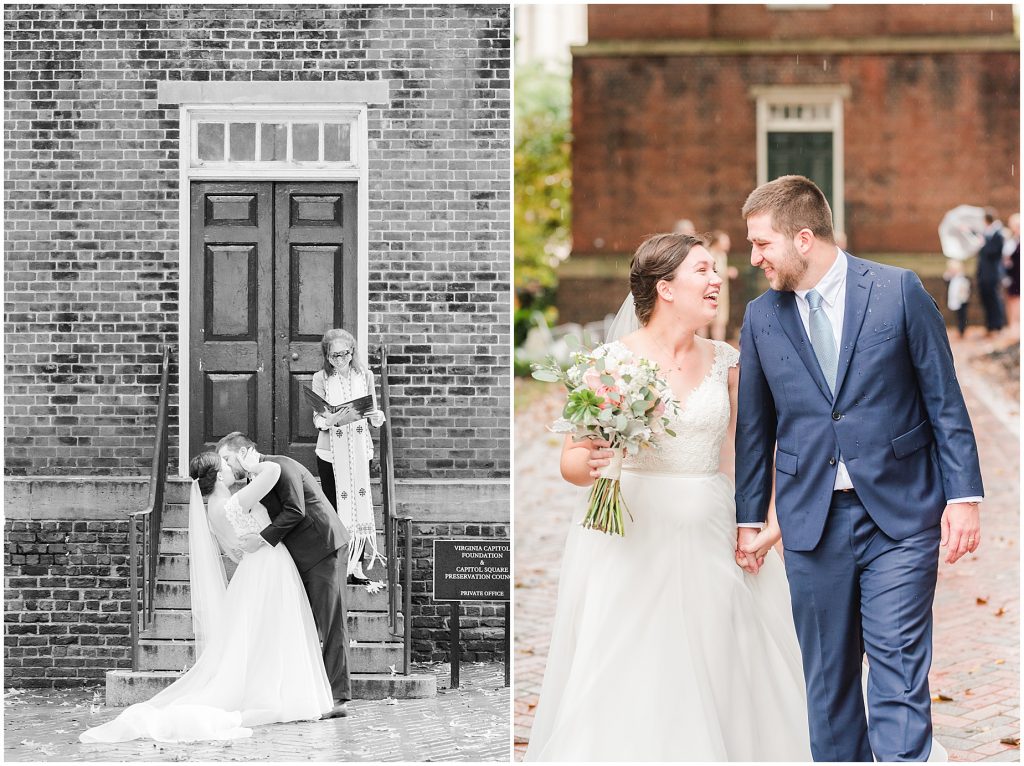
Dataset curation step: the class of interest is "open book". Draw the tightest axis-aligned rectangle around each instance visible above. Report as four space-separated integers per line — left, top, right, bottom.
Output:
302 387 375 419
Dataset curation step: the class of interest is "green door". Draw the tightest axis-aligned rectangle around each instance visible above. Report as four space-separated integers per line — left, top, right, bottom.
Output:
767 131 833 211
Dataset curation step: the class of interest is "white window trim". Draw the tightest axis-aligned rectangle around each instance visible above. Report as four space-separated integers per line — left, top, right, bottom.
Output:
176 103 370 475
752 85 850 237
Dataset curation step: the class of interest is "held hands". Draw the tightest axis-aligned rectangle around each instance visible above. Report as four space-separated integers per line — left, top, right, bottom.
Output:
238 533 265 554
941 502 981 564
735 527 767 574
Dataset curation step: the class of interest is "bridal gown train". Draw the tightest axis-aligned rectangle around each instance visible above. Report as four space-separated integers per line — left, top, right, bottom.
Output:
525 341 812 762
80 497 333 743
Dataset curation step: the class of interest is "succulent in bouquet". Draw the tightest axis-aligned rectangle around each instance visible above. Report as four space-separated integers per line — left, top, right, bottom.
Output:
531 340 678 536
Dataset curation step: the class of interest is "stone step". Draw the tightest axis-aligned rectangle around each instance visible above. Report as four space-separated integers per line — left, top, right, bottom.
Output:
137 639 404 673
155 581 398 611
105 669 435 706
142 608 403 642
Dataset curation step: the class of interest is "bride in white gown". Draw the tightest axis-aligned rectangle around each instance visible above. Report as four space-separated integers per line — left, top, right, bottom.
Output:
526 233 812 761
80 450 332 744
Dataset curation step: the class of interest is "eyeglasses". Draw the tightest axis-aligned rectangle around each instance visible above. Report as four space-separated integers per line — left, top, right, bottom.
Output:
328 351 353 361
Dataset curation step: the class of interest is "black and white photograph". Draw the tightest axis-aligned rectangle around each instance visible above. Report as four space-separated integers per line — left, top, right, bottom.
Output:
514 3 1019 762
4 3 511 761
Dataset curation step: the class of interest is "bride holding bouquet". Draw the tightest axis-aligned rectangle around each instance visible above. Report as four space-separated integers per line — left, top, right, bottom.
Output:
525 233 811 761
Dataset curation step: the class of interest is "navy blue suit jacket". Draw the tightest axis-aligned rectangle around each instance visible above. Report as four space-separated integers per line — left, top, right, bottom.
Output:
735 254 984 551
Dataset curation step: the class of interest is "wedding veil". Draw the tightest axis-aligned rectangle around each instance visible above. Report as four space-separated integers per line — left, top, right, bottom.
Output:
187 479 228 659
605 293 640 343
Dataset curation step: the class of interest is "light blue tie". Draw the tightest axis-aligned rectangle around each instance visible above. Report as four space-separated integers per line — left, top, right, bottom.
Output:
806 289 838 394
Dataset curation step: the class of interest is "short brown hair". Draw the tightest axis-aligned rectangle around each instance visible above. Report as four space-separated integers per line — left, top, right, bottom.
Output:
741 175 835 244
630 233 703 326
217 431 255 454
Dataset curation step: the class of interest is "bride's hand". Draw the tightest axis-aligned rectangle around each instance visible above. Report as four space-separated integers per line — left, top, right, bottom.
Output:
582 437 615 479
741 524 782 561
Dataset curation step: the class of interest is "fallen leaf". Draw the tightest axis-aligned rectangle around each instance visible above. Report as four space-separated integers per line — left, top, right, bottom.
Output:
932 694 954 702
383 696 397 705
995 659 1006 665
995 607 1006 617
1000 737 1020 747
389 664 397 676
976 597 989 605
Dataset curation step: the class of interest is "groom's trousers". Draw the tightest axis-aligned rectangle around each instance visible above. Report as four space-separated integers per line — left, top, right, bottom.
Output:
301 546 352 702
783 491 940 762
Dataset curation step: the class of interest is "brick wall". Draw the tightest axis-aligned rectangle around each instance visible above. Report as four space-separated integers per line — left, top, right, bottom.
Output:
3 4 510 478
570 49 1019 261
5 519 134 687
587 4 1014 42
407 522 509 662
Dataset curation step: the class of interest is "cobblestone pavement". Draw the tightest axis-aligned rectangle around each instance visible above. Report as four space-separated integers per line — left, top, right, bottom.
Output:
513 332 1019 761
5 662 510 762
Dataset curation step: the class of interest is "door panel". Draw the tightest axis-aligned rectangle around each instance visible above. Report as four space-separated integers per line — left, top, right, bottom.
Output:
768 131 833 210
190 183 274 457
274 182 358 469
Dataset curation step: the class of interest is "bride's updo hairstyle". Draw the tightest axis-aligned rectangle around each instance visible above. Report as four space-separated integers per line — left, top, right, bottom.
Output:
630 233 703 325
189 452 221 497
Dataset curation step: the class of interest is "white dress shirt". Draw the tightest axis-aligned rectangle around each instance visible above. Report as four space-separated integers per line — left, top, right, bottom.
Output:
739 248 979 529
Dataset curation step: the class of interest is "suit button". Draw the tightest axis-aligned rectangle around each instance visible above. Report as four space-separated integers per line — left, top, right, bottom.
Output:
829 457 837 466
832 411 841 421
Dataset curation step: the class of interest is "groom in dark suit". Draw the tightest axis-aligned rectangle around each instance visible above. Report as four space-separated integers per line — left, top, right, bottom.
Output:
218 432 353 719
734 176 984 761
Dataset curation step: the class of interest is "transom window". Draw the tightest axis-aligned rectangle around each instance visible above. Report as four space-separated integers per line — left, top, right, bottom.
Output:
190 111 358 169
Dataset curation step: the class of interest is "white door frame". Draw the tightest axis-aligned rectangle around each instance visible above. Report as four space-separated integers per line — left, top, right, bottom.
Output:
175 103 370 475
751 85 850 237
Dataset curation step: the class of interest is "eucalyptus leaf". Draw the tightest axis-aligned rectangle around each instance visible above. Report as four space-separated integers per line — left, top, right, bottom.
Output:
531 368 561 383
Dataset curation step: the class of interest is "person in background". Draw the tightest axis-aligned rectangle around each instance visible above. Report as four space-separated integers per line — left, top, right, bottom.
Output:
673 218 697 237
1002 213 1020 337
312 328 387 588
707 230 740 341
944 259 971 338
976 207 1006 336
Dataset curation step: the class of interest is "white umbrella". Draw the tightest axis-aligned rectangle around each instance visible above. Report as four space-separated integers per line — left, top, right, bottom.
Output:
938 205 986 260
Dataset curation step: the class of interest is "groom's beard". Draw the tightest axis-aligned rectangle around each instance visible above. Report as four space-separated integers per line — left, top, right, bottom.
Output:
771 242 810 292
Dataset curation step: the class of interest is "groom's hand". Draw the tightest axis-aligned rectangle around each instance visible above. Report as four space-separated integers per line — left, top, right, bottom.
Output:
238 533 265 554
736 527 764 574
941 502 981 564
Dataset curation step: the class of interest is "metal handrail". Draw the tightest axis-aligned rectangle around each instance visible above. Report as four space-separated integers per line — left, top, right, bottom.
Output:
128 345 171 671
375 344 413 674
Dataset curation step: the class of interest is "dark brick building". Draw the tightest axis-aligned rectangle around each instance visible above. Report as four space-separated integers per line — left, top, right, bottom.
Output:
560 4 1020 327
4 4 510 689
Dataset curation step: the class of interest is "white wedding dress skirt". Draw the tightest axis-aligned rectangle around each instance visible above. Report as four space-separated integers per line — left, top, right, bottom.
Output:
526 469 813 762
80 540 333 743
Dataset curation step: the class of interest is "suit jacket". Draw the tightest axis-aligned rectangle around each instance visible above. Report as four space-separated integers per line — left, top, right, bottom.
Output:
977 228 1005 283
735 253 984 551
257 454 351 572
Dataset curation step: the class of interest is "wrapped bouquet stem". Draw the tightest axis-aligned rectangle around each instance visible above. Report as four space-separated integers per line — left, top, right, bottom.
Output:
533 342 678 537
583 443 628 534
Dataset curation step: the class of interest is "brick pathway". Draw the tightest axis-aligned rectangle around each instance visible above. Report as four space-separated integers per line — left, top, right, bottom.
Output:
513 332 1019 761
5 662 509 762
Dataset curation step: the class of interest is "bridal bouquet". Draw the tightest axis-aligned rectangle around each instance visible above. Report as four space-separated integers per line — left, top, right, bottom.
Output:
532 342 678 536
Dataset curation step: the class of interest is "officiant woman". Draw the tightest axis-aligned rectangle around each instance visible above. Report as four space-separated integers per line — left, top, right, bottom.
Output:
312 328 386 585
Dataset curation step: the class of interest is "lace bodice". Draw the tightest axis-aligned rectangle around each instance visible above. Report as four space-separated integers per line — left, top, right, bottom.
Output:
222 495 271 538
620 340 739 475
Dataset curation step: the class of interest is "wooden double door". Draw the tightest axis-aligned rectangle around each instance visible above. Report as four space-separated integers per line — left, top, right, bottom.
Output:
189 181 357 470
